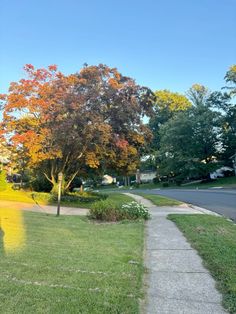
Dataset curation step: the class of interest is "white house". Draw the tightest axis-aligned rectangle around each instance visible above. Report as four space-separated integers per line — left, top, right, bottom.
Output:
210 166 234 179
140 171 156 183
102 175 116 185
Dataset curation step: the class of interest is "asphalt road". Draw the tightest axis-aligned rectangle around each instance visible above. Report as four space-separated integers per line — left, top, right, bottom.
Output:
140 189 236 222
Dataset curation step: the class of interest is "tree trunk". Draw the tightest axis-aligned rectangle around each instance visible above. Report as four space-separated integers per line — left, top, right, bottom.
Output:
51 182 59 195
50 174 66 196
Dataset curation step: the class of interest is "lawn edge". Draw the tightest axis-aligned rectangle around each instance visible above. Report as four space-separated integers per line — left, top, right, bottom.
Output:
168 214 236 314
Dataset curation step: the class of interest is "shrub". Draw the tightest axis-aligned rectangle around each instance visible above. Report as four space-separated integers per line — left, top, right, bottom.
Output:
31 191 108 204
175 179 182 186
162 182 169 187
12 183 21 190
31 175 52 192
89 200 121 221
153 177 160 184
121 202 150 220
0 170 7 192
31 192 53 203
89 200 150 221
222 170 234 177
69 176 83 192
62 192 108 203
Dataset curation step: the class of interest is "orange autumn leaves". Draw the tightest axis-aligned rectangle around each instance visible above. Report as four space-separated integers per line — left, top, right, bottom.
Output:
1 64 154 188
1 65 70 165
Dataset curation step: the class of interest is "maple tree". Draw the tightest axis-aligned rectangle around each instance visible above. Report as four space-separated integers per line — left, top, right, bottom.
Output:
1 64 154 192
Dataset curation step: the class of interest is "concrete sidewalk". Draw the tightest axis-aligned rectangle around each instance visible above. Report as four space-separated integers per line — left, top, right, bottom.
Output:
125 193 227 314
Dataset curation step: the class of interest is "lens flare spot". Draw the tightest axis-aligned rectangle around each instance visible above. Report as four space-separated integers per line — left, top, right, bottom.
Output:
0 209 25 254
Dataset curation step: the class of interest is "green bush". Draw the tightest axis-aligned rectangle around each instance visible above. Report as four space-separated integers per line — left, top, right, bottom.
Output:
0 170 7 192
69 176 83 192
12 183 21 190
175 179 182 186
153 177 160 184
31 175 52 192
121 201 150 220
31 191 108 205
162 182 169 187
31 192 53 203
62 192 108 203
89 200 121 221
89 200 150 221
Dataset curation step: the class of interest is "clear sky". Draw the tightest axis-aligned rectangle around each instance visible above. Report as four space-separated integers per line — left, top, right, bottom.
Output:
0 0 235 95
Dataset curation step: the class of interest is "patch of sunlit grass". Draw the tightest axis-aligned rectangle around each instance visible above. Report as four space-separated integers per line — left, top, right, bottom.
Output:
0 209 25 254
0 210 144 313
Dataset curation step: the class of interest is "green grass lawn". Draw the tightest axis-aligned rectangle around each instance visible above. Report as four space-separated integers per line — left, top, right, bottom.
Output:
0 209 144 313
107 192 134 205
183 176 236 189
0 185 133 209
168 214 236 314
122 176 236 190
136 193 182 206
80 176 236 191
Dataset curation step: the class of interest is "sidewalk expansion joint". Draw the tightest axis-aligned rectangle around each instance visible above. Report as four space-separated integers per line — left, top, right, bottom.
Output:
149 270 209 274
148 248 193 251
152 295 223 305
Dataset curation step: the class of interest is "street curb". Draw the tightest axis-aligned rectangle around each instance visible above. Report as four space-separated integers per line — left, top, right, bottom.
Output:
188 204 221 217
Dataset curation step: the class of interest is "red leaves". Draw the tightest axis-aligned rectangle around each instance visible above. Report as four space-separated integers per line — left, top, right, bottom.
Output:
0 128 5 139
115 138 129 149
0 93 7 100
2 63 153 179
48 65 57 72
11 130 35 144
23 64 59 82
24 64 34 71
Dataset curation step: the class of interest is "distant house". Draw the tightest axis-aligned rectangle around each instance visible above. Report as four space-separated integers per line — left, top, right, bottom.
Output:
210 166 234 179
102 175 116 185
140 170 156 183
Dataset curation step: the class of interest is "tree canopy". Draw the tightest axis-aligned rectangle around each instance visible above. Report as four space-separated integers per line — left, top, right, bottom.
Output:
1 64 155 192
1 63 235 189
149 90 191 149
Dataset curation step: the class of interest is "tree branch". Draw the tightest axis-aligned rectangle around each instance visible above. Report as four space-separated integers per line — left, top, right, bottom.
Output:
65 170 79 190
43 172 53 184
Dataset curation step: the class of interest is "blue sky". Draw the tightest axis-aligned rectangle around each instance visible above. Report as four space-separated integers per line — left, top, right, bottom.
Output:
0 0 235 95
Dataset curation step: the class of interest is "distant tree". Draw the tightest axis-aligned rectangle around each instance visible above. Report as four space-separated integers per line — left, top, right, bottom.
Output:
158 85 220 181
148 90 191 167
186 84 210 106
224 64 236 96
214 65 236 164
149 90 191 147
207 91 234 165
